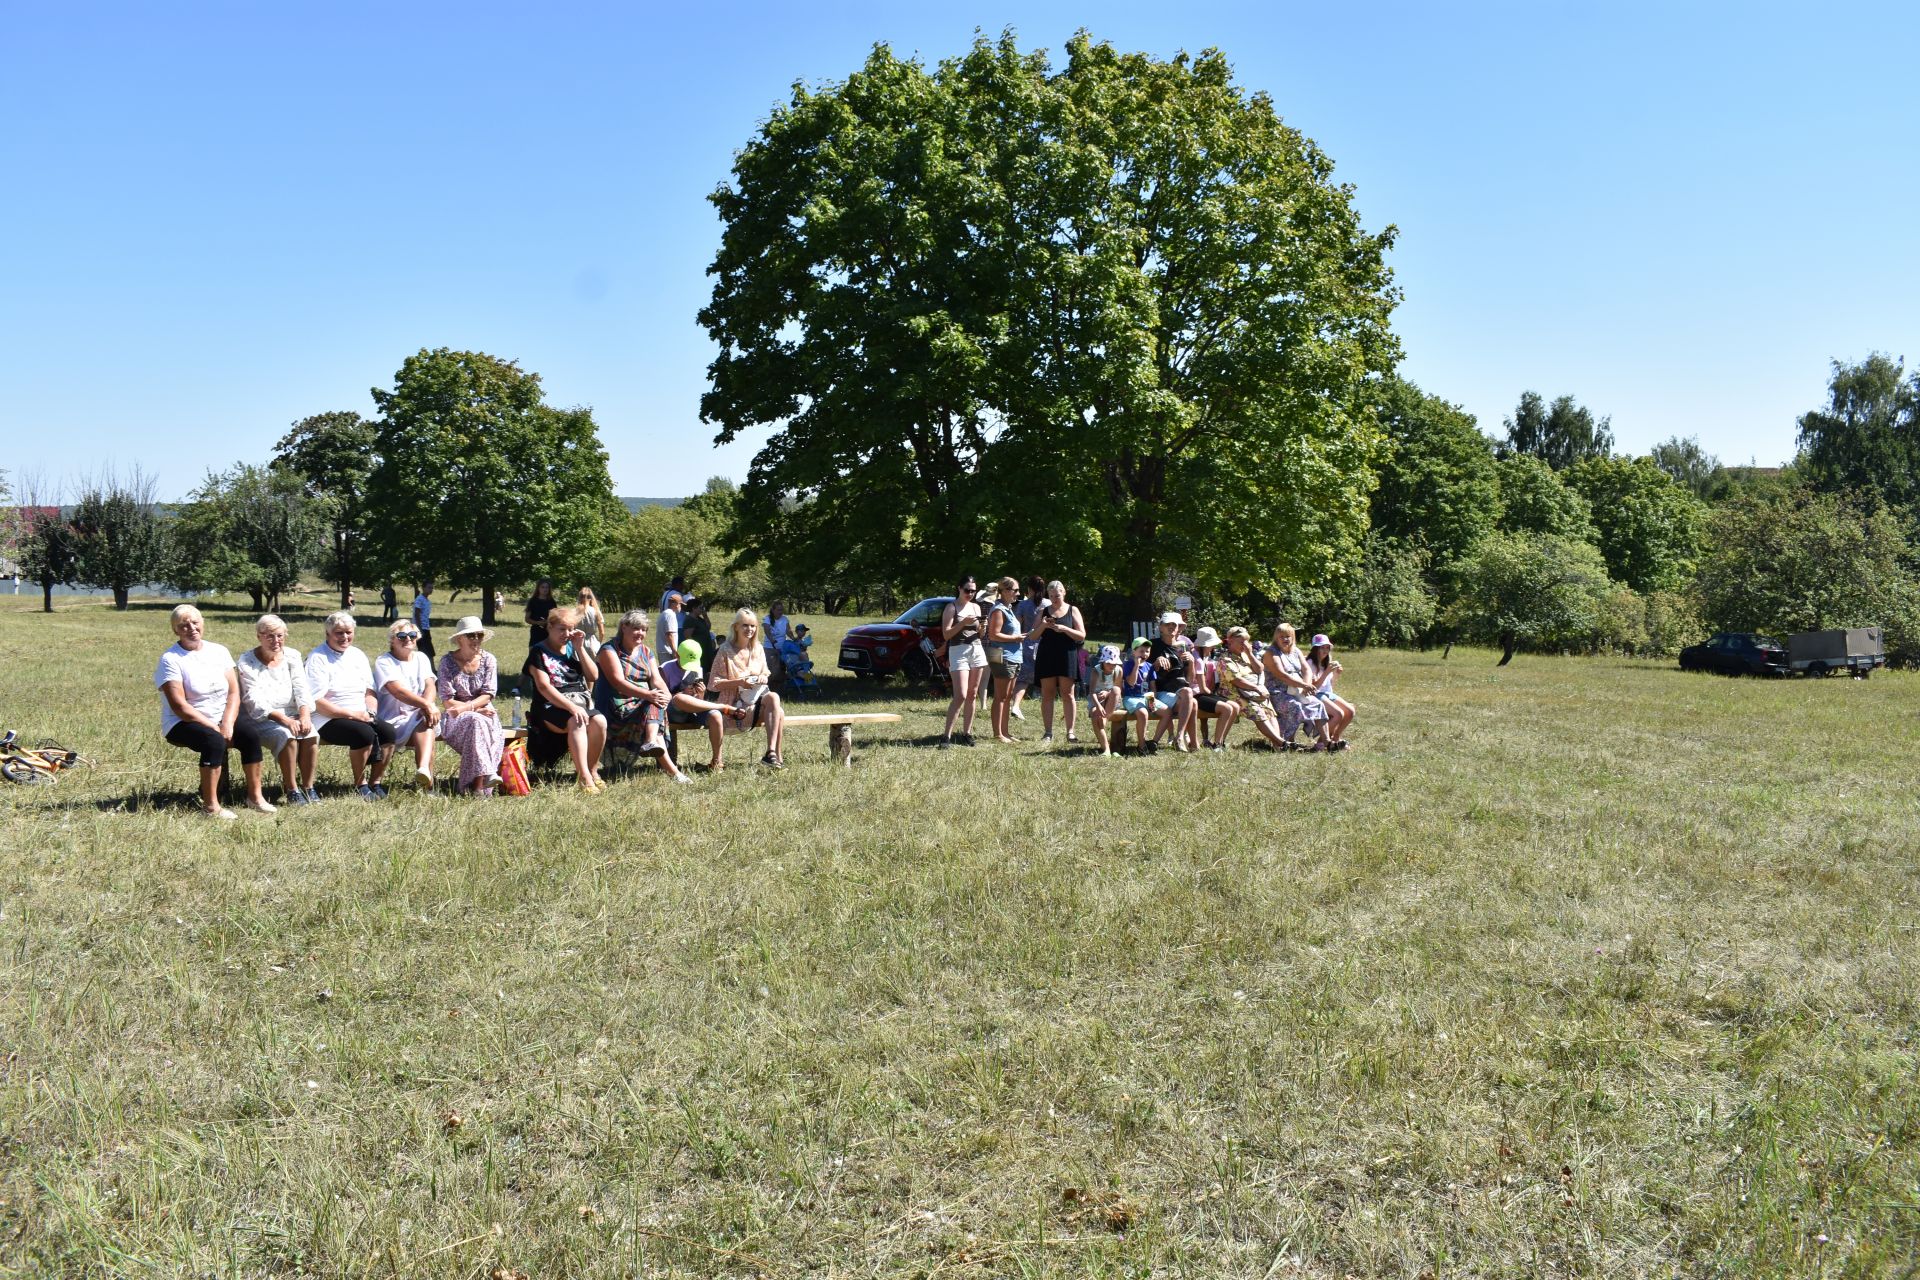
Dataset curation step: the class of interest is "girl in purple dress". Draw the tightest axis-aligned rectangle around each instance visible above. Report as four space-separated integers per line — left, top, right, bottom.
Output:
435 616 506 795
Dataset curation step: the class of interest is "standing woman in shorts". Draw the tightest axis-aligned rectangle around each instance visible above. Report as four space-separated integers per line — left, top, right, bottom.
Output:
984 577 1025 744
939 575 987 747
1009 575 1044 722
156 603 266 818
1030 579 1087 744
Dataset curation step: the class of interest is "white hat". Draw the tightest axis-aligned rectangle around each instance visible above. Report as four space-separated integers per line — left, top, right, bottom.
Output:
1194 626 1222 648
1159 611 1183 625
450 615 492 642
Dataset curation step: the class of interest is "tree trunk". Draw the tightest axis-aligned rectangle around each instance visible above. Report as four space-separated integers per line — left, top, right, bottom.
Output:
481 587 497 626
113 585 129 610
1498 633 1516 665
1128 572 1156 627
41 580 53 613
249 587 264 612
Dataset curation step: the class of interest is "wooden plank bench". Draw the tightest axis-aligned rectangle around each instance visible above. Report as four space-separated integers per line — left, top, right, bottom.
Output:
780 712 902 766
510 713 903 767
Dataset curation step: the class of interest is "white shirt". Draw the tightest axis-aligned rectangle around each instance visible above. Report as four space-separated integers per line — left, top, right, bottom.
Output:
657 606 681 648
237 646 313 721
374 650 435 728
155 641 235 735
304 643 375 728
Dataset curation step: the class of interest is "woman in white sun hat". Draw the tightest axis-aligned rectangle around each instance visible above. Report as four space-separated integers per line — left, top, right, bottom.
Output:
437 615 507 794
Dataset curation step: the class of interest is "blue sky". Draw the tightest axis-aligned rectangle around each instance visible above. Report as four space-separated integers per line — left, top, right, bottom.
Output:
3 1 1915 500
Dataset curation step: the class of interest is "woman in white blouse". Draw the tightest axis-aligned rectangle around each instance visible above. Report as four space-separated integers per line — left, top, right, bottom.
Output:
303 611 396 800
236 613 319 805
375 617 440 789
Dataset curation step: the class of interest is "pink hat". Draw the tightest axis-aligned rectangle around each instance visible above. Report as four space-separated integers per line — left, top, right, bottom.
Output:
1310 633 1332 647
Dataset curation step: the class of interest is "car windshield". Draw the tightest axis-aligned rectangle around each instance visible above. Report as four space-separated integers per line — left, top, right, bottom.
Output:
1755 636 1782 649
894 599 951 627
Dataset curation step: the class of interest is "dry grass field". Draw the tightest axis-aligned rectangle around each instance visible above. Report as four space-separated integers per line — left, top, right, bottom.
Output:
2 592 1917 1277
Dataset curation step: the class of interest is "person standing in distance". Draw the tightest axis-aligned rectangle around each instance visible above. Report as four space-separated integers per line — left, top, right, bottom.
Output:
411 580 436 661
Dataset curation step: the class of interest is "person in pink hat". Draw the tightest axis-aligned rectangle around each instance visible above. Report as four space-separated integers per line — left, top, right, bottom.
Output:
1306 633 1354 750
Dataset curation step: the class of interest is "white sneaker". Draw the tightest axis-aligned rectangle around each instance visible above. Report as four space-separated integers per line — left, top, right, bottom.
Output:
205 806 238 821
1009 705 1024 721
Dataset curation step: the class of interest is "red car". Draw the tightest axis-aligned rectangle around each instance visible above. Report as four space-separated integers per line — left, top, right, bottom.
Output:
837 597 955 680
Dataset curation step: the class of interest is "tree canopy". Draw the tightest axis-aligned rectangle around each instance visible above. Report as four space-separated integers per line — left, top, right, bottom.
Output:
1795 353 1920 510
1452 530 1614 665
364 349 623 623
70 469 163 610
272 410 377 609
1564 455 1703 594
1501 392 1613 470
166 464 329 611
1368 379 1499 569
701 33 1399 612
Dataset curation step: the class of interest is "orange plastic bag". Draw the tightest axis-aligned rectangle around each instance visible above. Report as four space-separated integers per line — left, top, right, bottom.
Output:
499 739 531 796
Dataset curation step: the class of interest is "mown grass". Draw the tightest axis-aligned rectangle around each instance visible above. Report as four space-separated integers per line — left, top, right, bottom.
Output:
2 592 1918 1277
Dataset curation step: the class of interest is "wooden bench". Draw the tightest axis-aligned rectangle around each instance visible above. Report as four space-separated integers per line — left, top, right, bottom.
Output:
511 713 903 767
780 712 902 766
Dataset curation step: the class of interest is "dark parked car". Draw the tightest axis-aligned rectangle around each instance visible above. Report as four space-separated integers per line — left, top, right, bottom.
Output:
1678 632 1787 676
837 597 955 679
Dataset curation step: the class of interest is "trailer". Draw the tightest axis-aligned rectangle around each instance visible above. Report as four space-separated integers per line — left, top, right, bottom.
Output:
1784 627 1886 678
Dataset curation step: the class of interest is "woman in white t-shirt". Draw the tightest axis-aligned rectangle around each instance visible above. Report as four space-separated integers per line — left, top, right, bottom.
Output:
304 611 397 799
154 603 267 819
375 617 441 789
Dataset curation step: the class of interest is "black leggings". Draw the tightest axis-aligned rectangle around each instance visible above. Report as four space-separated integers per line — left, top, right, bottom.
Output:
166 720 263 769
317 718 399 752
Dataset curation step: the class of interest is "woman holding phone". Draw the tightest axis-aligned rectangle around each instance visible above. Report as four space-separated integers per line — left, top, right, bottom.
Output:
1029 579 1086 745
523 605 607 790
939 575 986 747
711 608 787 769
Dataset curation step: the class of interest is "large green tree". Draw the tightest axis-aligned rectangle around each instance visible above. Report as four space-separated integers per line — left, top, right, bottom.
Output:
13 471 76 613
701 34 1400 613
1649 435 1726 500
1452 530 1615 665
166 464 330 612
1368 379 1500 569
1795 354 1920 510
272 411 377 609
1501 391 1613 470
1695 490 1919 644
71 469 164 610
1493 454 1597 541
365 349 622 625
1565 455 1703 593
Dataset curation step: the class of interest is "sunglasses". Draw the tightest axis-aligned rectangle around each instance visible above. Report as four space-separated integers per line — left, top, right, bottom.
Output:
395 631 419 640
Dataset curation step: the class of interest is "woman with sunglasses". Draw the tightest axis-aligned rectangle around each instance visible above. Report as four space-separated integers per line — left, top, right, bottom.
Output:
939 575 986 747
376 617 441 789
595 609 689 783
305 611 398 799
711 608 786 769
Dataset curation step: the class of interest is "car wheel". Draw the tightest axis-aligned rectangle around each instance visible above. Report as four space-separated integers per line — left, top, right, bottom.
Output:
902 650 932 681
1808 662 1829 678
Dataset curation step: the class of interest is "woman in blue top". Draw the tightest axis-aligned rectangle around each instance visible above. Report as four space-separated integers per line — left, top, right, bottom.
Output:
985 577 1026 743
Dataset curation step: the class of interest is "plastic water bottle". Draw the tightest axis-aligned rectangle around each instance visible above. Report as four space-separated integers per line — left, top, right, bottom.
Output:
511 693 522 728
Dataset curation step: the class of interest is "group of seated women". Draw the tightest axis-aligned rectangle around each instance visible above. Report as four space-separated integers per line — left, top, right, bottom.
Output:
1083 617 1355 757
154 602 791 817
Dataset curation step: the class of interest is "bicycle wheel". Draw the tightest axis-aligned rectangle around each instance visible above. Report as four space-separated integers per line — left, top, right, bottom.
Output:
2 758 52 785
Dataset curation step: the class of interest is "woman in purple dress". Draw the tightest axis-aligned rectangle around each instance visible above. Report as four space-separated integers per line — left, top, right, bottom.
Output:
435 616 506 795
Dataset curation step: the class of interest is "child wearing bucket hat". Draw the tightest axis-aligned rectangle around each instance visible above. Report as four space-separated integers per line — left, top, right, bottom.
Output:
1306 633 1354 750
1120 635 1167 753
1086 644 1125 757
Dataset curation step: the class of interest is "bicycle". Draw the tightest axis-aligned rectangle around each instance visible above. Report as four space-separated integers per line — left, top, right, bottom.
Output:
0 730 92 785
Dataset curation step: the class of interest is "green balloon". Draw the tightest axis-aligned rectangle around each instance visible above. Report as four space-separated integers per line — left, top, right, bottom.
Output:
677 640 701 668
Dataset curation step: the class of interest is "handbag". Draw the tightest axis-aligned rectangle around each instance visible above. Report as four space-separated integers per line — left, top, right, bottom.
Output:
499 739 532 796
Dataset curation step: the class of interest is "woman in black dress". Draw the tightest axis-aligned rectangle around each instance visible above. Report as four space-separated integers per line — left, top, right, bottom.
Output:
1030 579 1087 745
523 579 556 651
